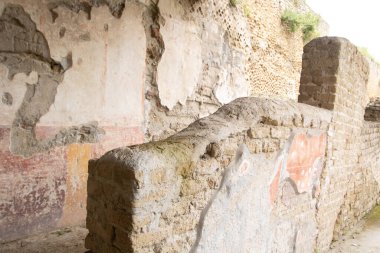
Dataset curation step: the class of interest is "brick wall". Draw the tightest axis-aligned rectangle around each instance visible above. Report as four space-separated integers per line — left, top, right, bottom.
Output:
0 0 314 241
332 98 380 236
334 121 380 235
299 37 377 250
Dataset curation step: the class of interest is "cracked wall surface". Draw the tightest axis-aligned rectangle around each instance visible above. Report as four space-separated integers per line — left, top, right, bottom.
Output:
0 4 105 157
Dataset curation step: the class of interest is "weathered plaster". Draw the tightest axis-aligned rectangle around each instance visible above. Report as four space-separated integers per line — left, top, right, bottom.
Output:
38 3 146 127
0 127 67 242
157 0 202 109
46 0 127 21
270 132 326 204
190 146 273 253
0 1 146 241
0 4 105 157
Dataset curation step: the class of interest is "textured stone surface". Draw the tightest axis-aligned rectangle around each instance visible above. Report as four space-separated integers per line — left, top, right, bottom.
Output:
86 96 332 253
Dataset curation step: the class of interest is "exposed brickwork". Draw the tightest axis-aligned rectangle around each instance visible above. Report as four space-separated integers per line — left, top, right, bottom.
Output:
0 0 325 242
334 121 380 237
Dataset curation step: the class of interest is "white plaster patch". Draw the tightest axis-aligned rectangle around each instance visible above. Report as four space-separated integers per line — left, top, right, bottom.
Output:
215 60 249 104
38 4 146 127
157 1 202 110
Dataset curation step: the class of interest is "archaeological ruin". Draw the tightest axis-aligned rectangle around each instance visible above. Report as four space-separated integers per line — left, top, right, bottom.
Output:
1 0 380 253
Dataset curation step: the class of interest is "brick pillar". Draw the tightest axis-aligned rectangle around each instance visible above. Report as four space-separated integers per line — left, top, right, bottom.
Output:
299 37 369 250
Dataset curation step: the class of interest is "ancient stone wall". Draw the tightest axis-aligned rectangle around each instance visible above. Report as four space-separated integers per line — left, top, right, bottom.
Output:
145 0 311 140
0 0 312 242
86 37 380 253
86 97 332 253
332 98 380 237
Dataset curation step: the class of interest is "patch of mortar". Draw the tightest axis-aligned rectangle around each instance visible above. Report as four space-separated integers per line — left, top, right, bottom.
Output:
0 4 104 157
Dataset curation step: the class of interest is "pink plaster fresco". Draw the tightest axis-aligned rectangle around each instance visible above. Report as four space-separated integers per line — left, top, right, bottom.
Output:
270 133 327 204
0 125 144 241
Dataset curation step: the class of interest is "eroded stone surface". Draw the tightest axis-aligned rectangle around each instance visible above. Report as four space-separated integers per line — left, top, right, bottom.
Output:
86 96 332 253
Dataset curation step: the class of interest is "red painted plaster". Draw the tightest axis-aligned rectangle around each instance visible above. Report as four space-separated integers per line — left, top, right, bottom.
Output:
270 133 327 204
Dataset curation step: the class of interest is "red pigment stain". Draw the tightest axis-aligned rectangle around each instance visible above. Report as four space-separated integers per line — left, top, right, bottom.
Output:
270 133 327 204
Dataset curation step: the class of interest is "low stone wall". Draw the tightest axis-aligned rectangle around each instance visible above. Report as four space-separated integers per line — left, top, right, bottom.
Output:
86 37 380 253
86 97 332 253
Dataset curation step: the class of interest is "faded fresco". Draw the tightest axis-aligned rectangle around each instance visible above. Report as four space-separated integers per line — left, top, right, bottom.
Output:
270 132 327 204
